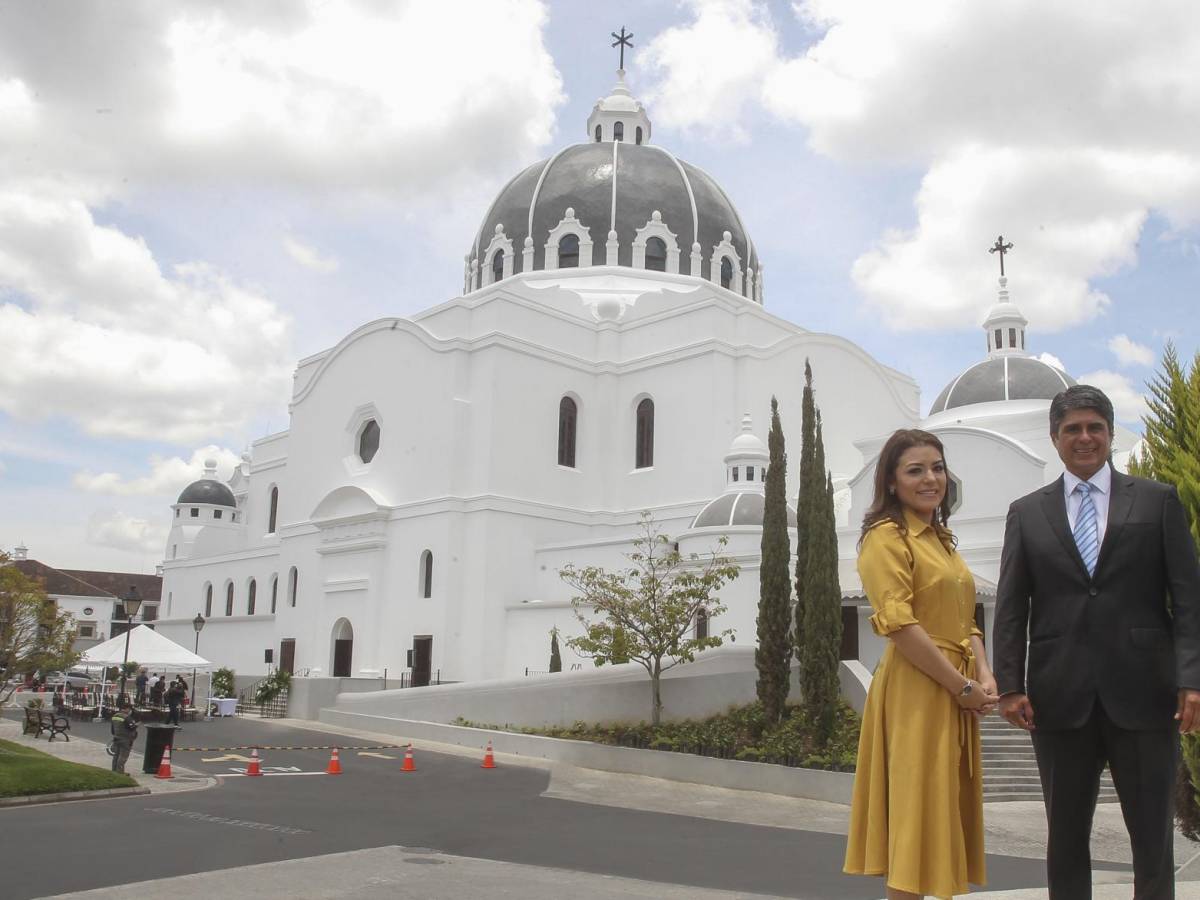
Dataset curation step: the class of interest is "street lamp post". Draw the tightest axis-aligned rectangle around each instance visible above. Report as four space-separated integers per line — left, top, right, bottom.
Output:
191 614 205 713
117 585 142 704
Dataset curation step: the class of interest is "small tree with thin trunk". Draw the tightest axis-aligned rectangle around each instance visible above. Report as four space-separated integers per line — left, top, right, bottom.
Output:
560 512 740 725
756 397 793 724
0 555 80 677
549 627 562 673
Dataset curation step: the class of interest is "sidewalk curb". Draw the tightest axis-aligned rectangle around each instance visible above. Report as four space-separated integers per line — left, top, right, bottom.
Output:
0 785 151 808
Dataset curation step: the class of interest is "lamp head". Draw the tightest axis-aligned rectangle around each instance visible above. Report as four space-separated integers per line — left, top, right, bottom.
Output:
121 585 142 619
193 613 206 634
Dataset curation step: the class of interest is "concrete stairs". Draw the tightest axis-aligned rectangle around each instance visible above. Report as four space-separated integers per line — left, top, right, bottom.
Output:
980 717 1118 803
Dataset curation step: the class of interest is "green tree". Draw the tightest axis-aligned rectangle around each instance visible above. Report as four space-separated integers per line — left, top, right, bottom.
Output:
1128 343 1200 839
794 361 818 652
549 627 562 673
0 554 80 677
560 512 740 725
796 399 844 743
756 397 793 724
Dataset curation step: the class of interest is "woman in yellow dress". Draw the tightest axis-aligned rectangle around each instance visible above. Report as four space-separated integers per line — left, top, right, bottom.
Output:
844 429 997 899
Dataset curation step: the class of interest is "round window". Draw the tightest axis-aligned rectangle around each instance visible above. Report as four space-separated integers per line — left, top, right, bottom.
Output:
83 607 94 616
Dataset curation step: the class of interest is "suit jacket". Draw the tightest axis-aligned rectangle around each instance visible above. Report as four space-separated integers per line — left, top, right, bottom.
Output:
993 465 1200 731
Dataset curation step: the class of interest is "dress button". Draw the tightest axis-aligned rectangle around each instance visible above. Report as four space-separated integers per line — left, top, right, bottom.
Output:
1088 587 1099 597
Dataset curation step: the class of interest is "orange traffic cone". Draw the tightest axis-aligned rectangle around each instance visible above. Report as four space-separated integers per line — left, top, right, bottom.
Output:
481 740 496 769
246 748 263 776
326 747 343 775
155 746 174 779
401 743 416 772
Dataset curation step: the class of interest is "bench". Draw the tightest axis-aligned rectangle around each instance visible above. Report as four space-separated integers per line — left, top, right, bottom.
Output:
30 708 70 741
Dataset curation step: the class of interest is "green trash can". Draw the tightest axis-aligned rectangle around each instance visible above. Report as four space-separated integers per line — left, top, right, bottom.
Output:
142 723 179 774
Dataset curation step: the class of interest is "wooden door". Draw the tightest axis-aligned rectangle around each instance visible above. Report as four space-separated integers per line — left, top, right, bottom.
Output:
412 636 432 687
279 639 296 675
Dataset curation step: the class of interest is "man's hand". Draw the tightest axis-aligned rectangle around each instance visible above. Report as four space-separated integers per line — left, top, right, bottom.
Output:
1176 689 1200 734
999 692 1035 731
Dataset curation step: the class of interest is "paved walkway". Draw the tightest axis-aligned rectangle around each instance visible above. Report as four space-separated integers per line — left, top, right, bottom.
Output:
6 712 1200 898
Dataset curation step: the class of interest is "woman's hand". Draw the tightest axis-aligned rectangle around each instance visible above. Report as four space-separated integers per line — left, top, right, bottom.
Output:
954 679 997 712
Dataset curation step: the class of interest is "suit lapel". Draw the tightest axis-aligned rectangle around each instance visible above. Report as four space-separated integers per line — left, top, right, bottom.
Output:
1041 476 1091 581
1095 465 1134 577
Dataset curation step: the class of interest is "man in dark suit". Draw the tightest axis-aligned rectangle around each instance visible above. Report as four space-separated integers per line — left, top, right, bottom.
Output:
994 384 1200 899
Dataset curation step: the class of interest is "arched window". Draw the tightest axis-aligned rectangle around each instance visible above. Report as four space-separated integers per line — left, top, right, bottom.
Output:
268 486 279 534
225 583 234 617
694 609 709 640
204 584 212 618
358 419 380 463
594 124 602 142
558 233 579 268
645 237 667 272
635 126 643 145
558 396 577 468
994 328 1002 351
635 398 654 469
1009 327 1017 348
247 579 257 615
270 576 278 614
419 550 433 599
614 121 624 141
491 249 504 283
289 567 299 608
720 257 733 290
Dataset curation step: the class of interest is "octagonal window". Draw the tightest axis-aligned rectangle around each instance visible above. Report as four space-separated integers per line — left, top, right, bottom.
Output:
947 470 963 515
358 419 380 464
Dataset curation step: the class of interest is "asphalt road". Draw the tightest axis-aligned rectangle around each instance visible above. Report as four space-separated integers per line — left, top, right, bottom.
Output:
0 713 1083 899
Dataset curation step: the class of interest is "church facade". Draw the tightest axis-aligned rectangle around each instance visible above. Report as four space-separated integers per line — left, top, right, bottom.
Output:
154 71 1137 685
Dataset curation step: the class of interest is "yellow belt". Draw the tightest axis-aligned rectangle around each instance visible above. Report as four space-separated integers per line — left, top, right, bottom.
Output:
931 636 978 781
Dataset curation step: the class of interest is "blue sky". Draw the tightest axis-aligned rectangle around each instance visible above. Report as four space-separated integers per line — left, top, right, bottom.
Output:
1 0 1196 572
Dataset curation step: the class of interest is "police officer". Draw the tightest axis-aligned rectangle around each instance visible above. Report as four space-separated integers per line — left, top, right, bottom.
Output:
109 702 138 774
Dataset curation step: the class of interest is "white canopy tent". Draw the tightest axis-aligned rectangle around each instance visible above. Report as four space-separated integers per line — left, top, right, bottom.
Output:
81 625 213 671
79 625 215 715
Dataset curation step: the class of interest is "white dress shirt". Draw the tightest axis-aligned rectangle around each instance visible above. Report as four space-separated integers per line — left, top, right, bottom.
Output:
1063 464 1112 549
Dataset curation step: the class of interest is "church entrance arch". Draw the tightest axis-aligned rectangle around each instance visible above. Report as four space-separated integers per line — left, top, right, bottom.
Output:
330 618 353 678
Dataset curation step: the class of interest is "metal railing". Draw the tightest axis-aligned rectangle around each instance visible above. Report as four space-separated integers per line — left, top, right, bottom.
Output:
236 677 288 718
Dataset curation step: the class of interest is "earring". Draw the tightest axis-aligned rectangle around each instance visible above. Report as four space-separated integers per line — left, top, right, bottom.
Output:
888 487 895 495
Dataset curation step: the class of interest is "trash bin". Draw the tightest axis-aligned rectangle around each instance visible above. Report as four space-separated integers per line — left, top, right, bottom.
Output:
142 723 179 774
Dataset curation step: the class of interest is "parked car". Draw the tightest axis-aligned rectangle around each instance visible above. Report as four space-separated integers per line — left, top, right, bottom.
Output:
46 670 92 689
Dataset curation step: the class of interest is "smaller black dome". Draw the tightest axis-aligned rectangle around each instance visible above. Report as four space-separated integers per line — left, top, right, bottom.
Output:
930 355 1076 414
692 492 797 529
177 480 236 508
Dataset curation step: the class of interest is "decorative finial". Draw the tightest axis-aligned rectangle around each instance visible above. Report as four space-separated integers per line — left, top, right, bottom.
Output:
988 234 1013 277
741 412 753 432
611 26 634 71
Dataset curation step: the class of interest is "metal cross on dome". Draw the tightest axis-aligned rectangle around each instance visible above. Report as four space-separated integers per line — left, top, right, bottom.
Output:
989 234 1014 277
611 26 634 70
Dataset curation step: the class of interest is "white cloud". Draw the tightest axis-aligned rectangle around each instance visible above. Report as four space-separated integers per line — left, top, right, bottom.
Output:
0 1 564 196
1037 352 1068 372
283 236 339 274
641 0 779 141
0 458 6 477
74 446 240 497
1108 334 1156 367
0 191 293 442
1076 369 1149 425
643 1 1200 331
86 510 168 555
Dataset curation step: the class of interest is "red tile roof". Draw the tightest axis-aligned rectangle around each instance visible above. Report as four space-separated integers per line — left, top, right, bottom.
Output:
11 560 161 602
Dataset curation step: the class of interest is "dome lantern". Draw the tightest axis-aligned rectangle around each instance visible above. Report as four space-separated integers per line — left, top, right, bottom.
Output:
690 413 797 530
586 69 651 145
982 276 1029 358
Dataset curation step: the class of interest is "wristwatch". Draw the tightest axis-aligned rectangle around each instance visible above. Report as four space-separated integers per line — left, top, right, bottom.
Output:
959 680 974 697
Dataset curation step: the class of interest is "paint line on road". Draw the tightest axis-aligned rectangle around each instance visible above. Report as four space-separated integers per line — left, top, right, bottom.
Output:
215 771 329 778
148 806 311 834
175 745 402 752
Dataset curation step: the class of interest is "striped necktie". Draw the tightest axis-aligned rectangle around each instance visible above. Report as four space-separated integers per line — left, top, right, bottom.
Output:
1073 482 1099 577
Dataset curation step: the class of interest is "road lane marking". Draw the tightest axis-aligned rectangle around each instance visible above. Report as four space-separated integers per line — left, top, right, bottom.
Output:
216 771 327 777
201 753 257 763
148 807 311 834
358 752 396 759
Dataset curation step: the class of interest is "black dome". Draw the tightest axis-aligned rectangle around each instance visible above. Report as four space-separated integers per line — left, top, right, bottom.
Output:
930 356 1076 414
177 479 236 508
471 142 760 287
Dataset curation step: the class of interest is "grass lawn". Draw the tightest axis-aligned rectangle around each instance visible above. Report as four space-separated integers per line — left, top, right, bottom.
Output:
0 739 137 798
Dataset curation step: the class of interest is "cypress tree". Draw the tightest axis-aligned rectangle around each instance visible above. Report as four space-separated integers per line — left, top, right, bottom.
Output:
1127 343 1200 837
794 360 818 656
799 413 844 741
549 627 562 673
756 397 792 724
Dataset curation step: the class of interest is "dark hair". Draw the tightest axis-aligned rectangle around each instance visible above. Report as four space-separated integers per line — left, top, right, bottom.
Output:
1049 384 1114 436
858 429 956 549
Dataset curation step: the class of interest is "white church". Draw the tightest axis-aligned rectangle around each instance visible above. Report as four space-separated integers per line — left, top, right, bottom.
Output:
155 68 1137 687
